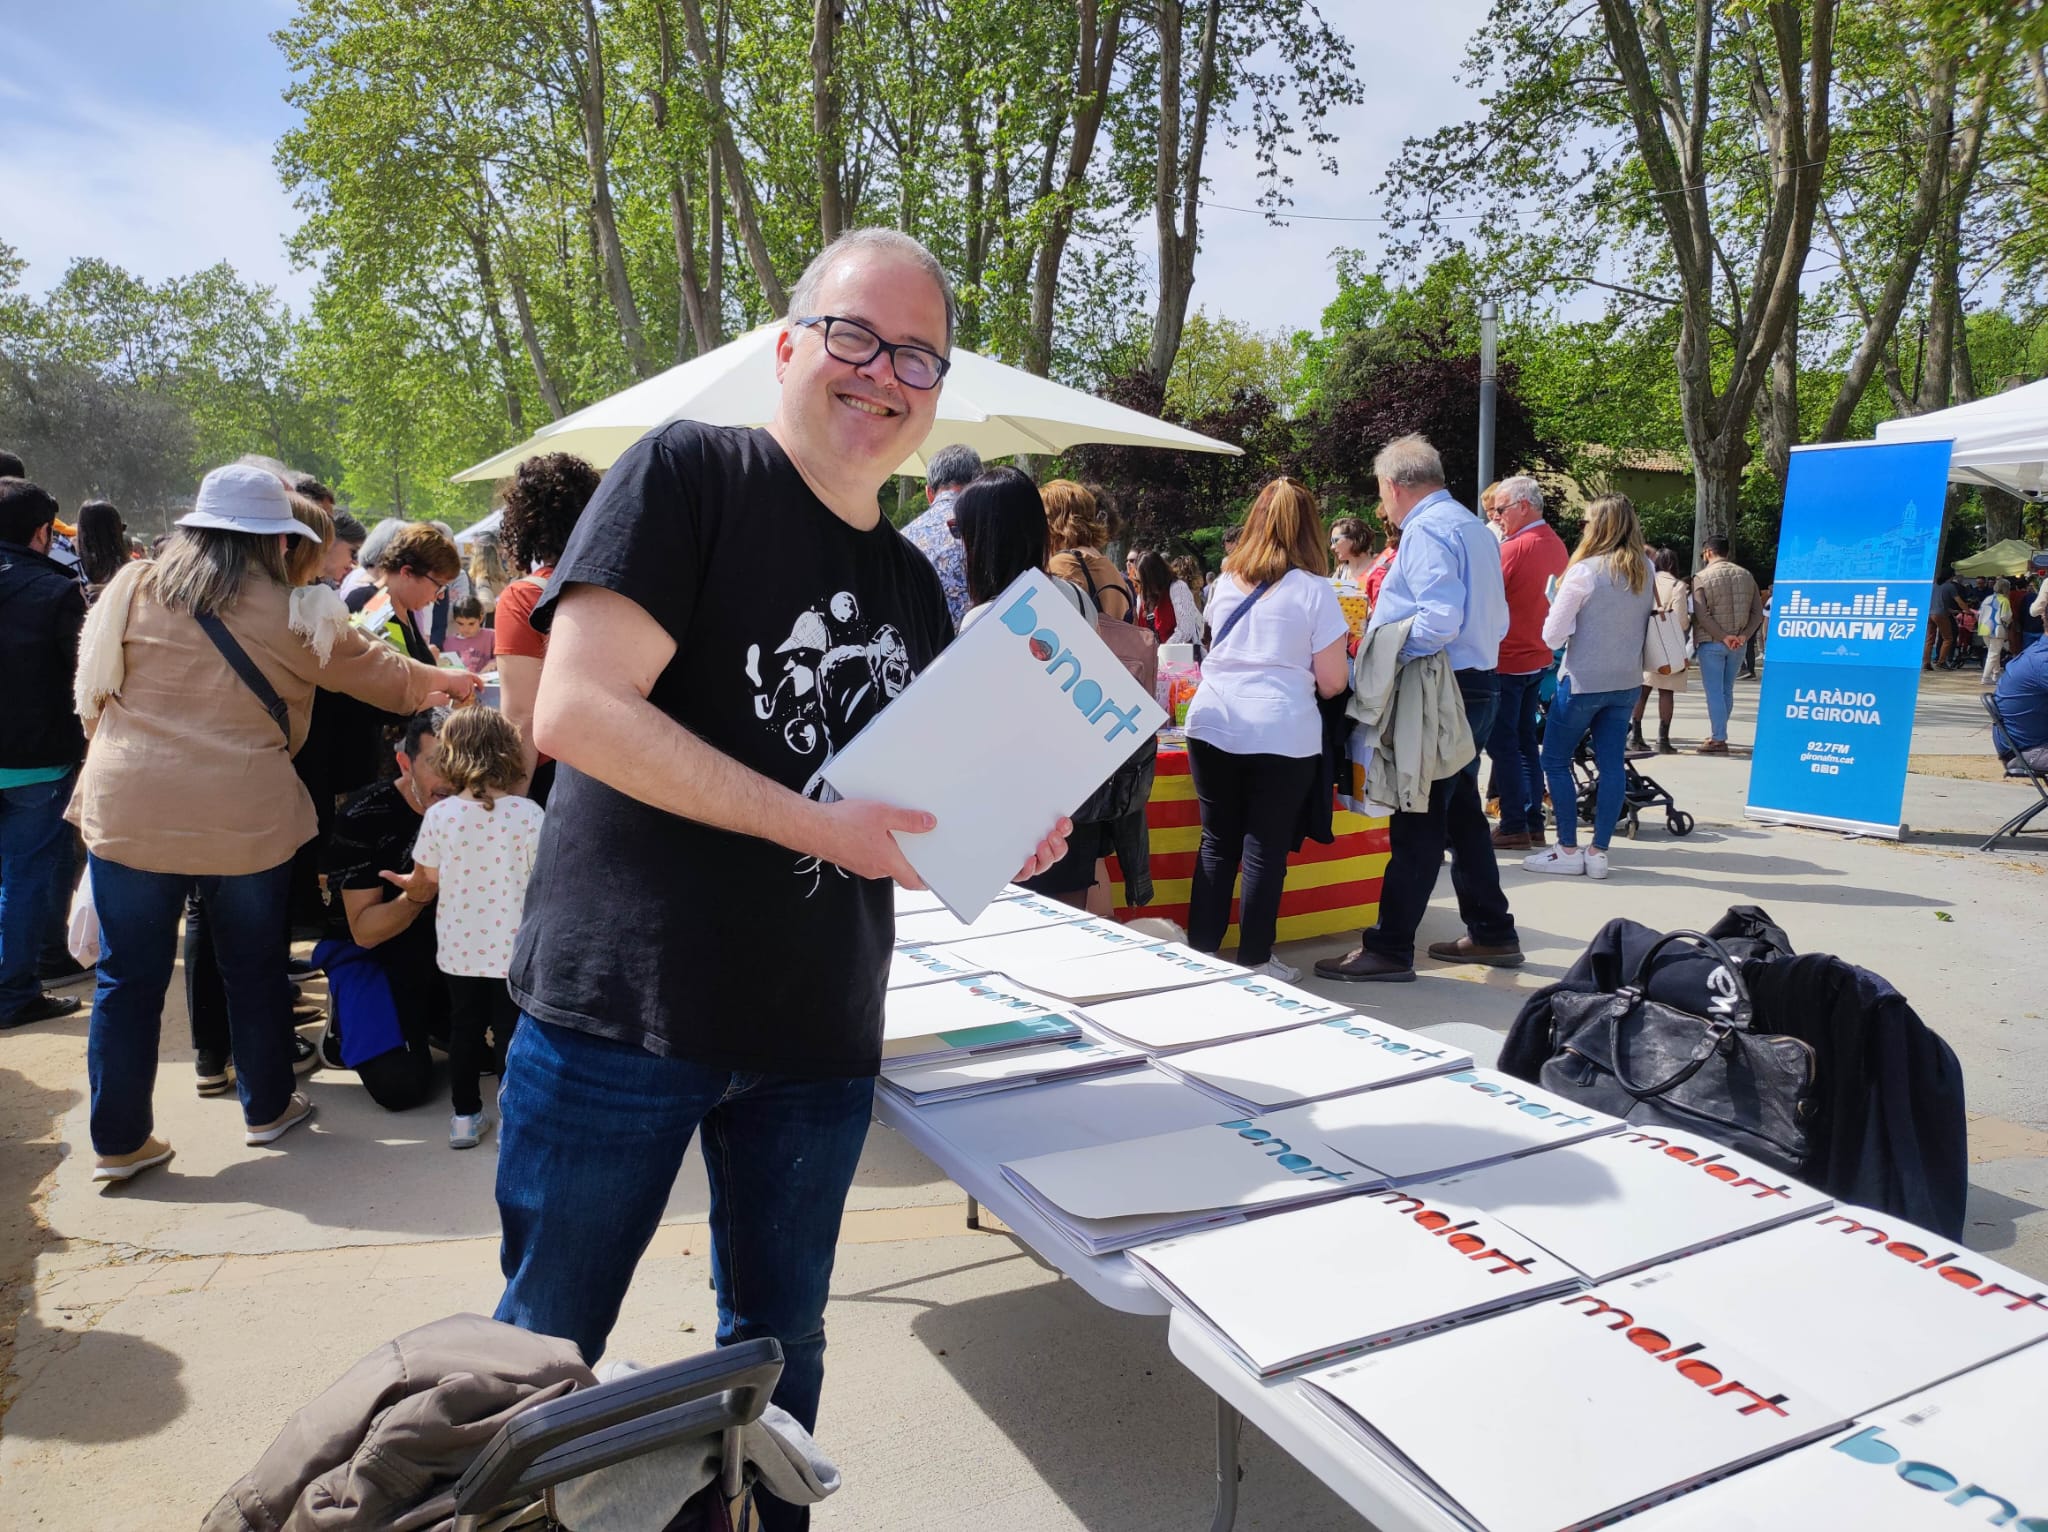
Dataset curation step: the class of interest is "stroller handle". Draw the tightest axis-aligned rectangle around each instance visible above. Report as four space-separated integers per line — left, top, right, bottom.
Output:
453 1337 784 1523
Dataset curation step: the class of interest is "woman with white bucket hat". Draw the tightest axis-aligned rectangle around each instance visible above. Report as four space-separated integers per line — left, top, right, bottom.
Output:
70 463 479 1184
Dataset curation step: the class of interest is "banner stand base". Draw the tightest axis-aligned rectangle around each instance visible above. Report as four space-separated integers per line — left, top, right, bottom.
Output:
1745 807 1903 840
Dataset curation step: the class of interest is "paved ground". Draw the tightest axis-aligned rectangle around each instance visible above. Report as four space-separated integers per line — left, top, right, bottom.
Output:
2 665 2043 1530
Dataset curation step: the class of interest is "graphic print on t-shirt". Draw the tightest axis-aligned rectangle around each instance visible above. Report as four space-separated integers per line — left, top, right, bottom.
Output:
745 590 915 895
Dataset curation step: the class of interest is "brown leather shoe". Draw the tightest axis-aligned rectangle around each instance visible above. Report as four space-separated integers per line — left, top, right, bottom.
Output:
1425 936 1526 968
1696 739 1729 755
1528 824 1549 847
1491 827 1532 850
1314 947 1417 983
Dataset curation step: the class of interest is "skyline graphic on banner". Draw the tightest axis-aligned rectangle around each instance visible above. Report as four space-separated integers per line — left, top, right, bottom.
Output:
1773 441 1953 584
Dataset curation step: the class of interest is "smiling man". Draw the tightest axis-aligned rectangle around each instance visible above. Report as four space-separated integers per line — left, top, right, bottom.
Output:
492 229 1067 1529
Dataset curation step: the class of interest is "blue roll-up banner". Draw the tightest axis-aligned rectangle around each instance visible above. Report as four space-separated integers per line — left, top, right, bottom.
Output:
1746 439 1954 838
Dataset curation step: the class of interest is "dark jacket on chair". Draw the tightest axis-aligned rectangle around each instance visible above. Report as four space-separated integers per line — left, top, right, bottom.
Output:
1500 907 1969 1238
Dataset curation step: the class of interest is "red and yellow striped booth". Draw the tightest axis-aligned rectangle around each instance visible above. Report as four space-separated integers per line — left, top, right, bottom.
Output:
1108 743 1389 947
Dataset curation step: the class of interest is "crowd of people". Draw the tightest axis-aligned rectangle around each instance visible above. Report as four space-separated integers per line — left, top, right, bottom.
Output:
5 223 2017 1532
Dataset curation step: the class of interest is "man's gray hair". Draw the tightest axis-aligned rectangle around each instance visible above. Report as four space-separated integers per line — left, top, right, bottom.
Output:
925 444 982 490
1373 433 1446 489
1497 474 1543 513
787 228 958 352
358 516 406 571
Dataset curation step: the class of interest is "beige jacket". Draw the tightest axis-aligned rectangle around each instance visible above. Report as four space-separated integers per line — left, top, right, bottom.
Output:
203 1313 594 1532
72 563 439 876
1343 615 1475 814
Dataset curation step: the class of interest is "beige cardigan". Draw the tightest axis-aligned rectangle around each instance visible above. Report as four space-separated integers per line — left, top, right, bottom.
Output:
73 566 439 876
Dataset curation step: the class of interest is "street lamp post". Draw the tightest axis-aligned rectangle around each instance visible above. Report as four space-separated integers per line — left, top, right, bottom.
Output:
1477 298 1499 499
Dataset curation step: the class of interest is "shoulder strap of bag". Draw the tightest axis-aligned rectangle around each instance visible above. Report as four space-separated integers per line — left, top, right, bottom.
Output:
1075 555 1134 623
194 611 291 742
1209 579 1274 651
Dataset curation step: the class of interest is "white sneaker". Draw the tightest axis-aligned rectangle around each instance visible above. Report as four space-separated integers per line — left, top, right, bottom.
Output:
450 1111 492 1150
246 1092 315 1146
1584 847 1610 880
1254 958 1301 983
1523 846 1586 876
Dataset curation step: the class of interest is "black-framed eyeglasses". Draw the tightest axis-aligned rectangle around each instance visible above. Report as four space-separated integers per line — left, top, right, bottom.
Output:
792 314 950 390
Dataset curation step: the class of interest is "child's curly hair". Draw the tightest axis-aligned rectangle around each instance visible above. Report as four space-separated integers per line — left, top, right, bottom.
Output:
429 705 525 810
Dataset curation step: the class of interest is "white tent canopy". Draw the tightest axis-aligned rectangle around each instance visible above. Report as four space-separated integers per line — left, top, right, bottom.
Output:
452 324 1241 483
453 509 500 547
1874 378 2048 500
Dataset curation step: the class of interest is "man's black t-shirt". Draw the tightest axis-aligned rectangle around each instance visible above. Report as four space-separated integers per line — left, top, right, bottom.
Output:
322 780 441 1023
507 422 952 1076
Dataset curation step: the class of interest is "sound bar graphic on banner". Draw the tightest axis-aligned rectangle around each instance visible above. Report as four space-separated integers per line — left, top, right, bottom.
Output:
1746 439 1955 838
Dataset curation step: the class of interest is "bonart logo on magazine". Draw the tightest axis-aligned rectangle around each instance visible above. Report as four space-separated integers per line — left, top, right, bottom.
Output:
999 585 1149 743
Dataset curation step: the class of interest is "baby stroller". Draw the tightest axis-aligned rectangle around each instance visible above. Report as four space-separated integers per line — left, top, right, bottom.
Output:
1570 732 1695 840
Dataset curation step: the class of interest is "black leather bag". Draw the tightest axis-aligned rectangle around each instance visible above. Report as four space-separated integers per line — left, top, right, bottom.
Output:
1536 929 1819 1175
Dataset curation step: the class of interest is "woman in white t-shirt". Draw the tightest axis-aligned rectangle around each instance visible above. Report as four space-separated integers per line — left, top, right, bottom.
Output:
1183 478 1350 979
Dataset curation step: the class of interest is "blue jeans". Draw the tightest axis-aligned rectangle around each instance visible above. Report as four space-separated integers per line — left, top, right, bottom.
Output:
1698 640 1739 742
0 770 76 1018
494 1017 874 1493
1541 681 1638 849
88 854 297 1154
1487 671 1548 834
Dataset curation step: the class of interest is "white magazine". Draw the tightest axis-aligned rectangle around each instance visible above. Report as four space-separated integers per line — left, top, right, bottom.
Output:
894 891 1090 948
940 916 1163 978
822 569 1167 921
1302 1283 1848 1532
1082 971 1356 1053
1000 1113 1378 1255
1625 1342 2048 1529
881 972 1081 1065
887 944 990 991
1162 1015 1472 1111
999 941 1244 1004
1258 1067 1622 1183
1612 1208 2048 1415
1418 1127 1831 1282
1131 1185 1577 1377
880 1032 1144 1106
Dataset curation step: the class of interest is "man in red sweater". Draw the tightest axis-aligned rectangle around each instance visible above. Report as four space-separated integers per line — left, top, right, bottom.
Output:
1488 477 1569 849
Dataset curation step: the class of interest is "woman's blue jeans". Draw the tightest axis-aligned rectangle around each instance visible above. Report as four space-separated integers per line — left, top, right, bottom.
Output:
1540 681 1638 849
494 1015 874 1528
87 853 296 1154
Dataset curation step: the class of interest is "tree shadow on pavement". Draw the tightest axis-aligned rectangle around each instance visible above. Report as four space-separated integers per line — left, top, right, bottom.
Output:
3 1309 187 1443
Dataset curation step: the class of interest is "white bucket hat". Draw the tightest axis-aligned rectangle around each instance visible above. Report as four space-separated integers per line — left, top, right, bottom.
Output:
177 464 324 541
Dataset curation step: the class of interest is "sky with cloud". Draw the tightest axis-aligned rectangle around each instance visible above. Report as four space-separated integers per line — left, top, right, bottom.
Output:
2 0 1494 340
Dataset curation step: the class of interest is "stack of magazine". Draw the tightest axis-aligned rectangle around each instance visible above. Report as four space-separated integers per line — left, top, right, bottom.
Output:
881 972 1084 1067
1000 1113 1379 1255
1255 1067 1623 1183
938 915 1165 980
1415 1128 1832 1281
1160 1014 1474 1112
1622 1341 2048 1528
996 940 1244 1004
881 1031 1144 1106
1298 1207 2048 1532
894 891 1089 948
1082 971 1356 1052
1131 1183 1578 1376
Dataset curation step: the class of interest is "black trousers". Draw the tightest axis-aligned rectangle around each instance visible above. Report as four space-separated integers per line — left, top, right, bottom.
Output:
1362 668 1518 967
1186 739 1317 966
445 973 516 1116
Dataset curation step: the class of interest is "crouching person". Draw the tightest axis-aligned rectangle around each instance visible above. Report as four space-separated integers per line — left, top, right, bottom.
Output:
315 710 451 1109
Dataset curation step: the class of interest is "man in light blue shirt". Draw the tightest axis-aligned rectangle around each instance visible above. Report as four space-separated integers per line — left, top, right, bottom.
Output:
1316 434 1522 983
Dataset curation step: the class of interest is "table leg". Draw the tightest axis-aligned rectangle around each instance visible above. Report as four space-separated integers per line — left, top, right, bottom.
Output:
966 1195 982 1231
1210 1393 1243 1532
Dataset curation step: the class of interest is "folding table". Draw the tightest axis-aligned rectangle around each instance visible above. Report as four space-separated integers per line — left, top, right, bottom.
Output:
872 1021 1501 1531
